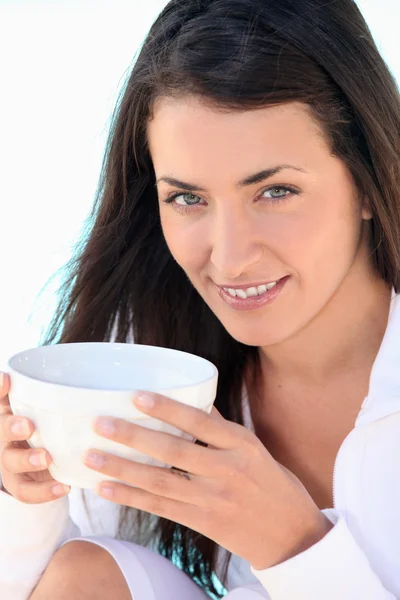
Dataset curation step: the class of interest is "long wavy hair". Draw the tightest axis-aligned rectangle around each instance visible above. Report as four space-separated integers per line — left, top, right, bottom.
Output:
42 0 400 596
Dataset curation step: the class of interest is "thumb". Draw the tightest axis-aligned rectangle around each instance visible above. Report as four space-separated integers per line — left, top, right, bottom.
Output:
0 372 10 395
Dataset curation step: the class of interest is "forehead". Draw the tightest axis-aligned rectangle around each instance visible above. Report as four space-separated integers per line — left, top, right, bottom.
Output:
147 96 329 175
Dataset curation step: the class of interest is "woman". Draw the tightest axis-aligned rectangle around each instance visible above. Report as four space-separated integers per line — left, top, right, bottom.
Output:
0 0 399 598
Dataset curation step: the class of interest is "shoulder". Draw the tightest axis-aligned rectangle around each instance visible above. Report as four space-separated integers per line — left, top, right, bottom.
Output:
330 412 400 594
361 411 400 488
347 413 400 592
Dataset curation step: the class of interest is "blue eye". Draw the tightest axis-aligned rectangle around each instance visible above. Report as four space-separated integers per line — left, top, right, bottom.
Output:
162 184 298 212
164 192 202 206
260 186 297 201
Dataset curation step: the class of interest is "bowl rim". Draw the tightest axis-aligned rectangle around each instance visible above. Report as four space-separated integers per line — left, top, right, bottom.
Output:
6 342 218 393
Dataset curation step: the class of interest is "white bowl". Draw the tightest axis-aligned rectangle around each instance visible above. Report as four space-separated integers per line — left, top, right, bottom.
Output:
7 343 218 489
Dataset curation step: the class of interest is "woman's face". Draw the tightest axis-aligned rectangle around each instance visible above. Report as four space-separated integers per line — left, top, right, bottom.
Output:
147 97 372 347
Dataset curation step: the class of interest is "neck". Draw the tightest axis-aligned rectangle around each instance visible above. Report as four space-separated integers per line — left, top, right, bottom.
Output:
259 267 392 388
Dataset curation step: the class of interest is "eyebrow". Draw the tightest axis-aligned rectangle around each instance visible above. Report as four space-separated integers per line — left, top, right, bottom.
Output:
155 165 307 192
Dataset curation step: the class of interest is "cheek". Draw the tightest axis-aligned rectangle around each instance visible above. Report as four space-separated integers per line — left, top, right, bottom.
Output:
272 194 362 282
160 213 207 276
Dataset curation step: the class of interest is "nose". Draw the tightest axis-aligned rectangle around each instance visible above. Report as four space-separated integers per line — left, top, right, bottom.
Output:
210 207 264 280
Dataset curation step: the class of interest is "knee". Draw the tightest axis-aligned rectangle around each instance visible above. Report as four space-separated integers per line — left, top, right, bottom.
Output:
50 539 98 567
44 540 106 581
30 540 131 599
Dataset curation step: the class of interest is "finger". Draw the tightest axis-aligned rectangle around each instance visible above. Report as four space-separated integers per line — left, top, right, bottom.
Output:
92 417 218 477
210 406 225 421
11 475 70 504
132 392 242 449
0 414 34 443
83 449 209 506
0 398 11 416
0 374 11 416
1 446 51 473
0 372 10 397
96 479 200 529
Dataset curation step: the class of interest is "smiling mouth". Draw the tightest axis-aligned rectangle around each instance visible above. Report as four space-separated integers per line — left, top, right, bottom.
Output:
215 275 289 309
221 281 279 299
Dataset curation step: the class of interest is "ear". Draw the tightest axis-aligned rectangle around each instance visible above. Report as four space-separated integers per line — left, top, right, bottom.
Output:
361 196 373 221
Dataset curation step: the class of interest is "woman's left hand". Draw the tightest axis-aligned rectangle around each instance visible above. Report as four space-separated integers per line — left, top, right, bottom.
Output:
84 392 333 570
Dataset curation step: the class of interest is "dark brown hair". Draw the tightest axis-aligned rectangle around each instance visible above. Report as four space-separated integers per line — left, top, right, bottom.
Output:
42 1 400 596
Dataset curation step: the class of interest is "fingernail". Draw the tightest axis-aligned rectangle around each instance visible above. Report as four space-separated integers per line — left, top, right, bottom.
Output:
29 452 47 467
84 450 105 468
94 417 116 436
134 393 155 408
98 484 114 498
52 484 70 497
11 419 30 436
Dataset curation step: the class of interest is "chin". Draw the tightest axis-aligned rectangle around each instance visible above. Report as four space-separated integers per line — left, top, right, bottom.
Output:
221 321 287 348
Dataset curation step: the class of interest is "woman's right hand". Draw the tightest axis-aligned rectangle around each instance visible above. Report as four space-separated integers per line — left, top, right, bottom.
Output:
0 372 70 503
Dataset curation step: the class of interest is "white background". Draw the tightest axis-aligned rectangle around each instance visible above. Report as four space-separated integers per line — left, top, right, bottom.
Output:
0 0 399 368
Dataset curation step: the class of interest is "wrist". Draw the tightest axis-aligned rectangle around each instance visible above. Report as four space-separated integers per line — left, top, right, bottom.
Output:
282 515 334 563
251 514 334 571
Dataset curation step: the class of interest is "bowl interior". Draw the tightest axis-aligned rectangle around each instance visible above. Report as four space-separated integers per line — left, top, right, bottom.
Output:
7 343 216 391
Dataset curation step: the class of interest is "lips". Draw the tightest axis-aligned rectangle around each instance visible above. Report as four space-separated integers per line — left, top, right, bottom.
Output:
216 276 289 311
222 281 278 299
215 278 283 290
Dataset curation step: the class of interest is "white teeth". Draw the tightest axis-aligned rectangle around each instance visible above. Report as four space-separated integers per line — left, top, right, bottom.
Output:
223 281 278 299
246 287 258 297
236 289 248 299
